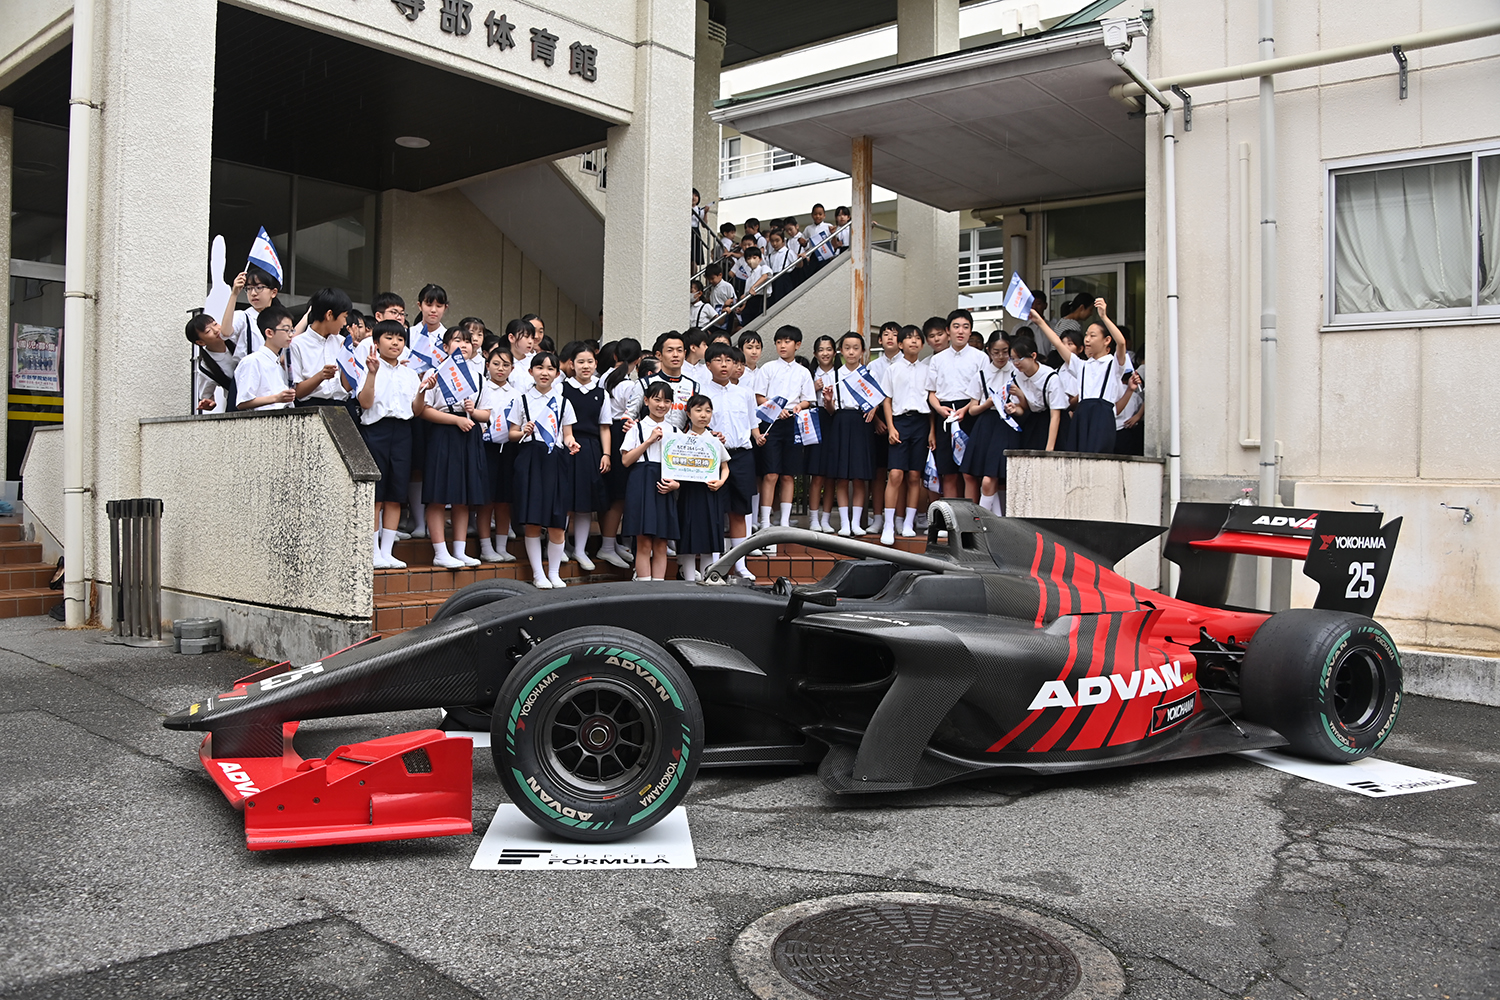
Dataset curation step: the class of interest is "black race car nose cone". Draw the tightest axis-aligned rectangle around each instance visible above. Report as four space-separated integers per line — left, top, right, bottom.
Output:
734 893 1123 1000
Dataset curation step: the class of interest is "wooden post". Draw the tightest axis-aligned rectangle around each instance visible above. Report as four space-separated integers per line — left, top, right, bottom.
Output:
850 135 873 338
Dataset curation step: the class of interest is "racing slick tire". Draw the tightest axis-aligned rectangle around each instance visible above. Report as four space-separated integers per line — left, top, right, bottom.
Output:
435 581 536 731
1240 609 1402 763
493 627 704 842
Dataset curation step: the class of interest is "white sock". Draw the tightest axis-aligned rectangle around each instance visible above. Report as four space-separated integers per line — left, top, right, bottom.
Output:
820 509 833 531
379 528 398 558
751 497 760 522
903 507 917 532
452 539 468 558
525 535 545 580
547 540 567 580
480 536 498 559
680 554 697 581
779 502 792 527
599 536 617 557
408 483 425 529
868 512 882 531
760 505 773 527
853 505 864 528
431 541 449 559
838 507 850 531
573 518 590 557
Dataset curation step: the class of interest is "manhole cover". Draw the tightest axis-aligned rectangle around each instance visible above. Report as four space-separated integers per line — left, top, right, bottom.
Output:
773 902 1078 999
734 893 1123 1000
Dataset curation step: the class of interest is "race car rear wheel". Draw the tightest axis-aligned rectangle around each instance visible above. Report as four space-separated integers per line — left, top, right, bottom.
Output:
435 581 536 731
493 627 703 842
1240 609 1402 763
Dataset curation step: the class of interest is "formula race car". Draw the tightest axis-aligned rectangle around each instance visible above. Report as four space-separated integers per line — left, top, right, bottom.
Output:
164 500 1405 849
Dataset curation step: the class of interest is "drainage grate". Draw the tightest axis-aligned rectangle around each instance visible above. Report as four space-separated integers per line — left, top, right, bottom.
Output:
771 902 1079 1000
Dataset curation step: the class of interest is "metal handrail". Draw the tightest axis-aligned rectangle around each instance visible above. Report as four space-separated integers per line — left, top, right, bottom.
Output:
691 223 847 290
701 526 974 583
720 147 807 180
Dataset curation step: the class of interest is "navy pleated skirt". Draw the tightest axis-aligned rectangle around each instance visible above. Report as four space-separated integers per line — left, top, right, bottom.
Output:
1065 398 1116 454
961 408 1019 481
821 409 874 481
676 480 724 554
606 419 631 503
483 442 512 504
623 460 680 540
511 441 568 529
564 433 609 513
423 421 489 505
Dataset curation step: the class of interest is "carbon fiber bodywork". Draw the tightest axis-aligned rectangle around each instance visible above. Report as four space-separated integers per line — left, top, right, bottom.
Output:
166 501 1397 794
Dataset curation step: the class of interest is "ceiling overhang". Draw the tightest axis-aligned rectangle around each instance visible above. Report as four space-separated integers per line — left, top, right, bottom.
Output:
711 20 1150 213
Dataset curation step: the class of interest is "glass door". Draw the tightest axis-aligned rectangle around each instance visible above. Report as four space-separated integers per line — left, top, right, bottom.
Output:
1042 257 1146 364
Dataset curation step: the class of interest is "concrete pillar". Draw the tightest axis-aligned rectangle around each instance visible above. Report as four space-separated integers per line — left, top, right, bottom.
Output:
0 106 12 479
603 0 696 339
692 2 726 240
85 0 218 605
850 136 873 336
897 0 960 324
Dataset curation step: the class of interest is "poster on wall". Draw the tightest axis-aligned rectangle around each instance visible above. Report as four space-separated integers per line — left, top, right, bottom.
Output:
12 324 62 392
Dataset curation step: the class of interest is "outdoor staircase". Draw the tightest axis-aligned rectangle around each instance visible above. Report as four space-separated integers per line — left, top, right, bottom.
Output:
373 523 928 636
0 521 60 618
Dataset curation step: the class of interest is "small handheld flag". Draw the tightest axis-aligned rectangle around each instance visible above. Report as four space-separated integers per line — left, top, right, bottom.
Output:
992 379 1022 432
951 424 969 465
757 395 787 425
843 366 888 413
335 333 366 389
1003 272 1034 321
246 227 285 286
793 407 821 446
434 353 479 408
923 453 940 493
535 398 561 451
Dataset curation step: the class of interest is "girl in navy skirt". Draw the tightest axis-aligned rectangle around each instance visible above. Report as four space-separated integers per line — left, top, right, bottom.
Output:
820 331 877 536
476 345 518 563
508 352 580 589
621 381 680 582
962 332 1021 516
597 338 642 569
421 327 490 569
675 394 731 582
805 335 839 532
561 342 610 571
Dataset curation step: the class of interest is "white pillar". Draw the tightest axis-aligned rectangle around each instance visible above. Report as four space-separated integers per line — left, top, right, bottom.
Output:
82 0 218 618
850 136 873 336
692 2 725 238
603 0 696 340
896 0 960 323
0 106 12 480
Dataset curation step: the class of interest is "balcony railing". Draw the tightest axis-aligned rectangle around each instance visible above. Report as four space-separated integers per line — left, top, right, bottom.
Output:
959 257 1006 288
720 147 808 181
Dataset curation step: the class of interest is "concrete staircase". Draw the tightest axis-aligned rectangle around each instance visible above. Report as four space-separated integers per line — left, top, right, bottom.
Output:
373 523 927 635
0 522 60 618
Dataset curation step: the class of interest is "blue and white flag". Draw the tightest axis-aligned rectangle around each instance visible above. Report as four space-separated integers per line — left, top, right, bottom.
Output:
992 378 1022 432
951 424 969 465
844 366 888 413
335 333 366 389
246 227 285 286
1003 272 1034 321
408 327 438 372
434 352 479 408
757 395 787 425
793 407 821 446
923 452 940 493
534 397 561 451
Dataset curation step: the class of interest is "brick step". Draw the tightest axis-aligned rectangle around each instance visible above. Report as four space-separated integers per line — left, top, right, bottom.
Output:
0 562 59 590
0 540 43 565
0 522 24 543
0 587 61 619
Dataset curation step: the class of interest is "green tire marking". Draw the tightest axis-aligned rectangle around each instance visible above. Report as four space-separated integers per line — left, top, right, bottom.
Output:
506 654 573 736
511 768 582 827
628 739 693 826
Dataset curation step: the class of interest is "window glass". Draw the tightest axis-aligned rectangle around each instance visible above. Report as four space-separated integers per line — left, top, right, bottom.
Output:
1481 155 1499 306
10 120 68 264
1046 199 1145 260
209 161 292 286
294 178 375 305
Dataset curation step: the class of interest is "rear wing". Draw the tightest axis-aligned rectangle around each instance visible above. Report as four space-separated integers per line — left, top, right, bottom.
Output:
1164 503 1402 617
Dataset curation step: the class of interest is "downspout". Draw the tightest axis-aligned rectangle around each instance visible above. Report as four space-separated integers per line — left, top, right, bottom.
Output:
1108 49 1182 596
1257 0 1278 609
63 0 97 627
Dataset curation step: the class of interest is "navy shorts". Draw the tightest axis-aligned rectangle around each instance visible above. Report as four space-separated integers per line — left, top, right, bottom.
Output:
758 417 803 476
886 412 931 472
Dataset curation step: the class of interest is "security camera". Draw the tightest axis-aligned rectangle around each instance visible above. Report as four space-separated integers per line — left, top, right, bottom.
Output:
1101 17 1131 52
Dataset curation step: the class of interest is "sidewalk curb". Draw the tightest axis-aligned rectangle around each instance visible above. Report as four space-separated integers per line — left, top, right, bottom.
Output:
1401 648 1500 708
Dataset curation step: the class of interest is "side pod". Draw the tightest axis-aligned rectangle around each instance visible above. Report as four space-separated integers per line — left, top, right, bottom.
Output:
201 724 473 851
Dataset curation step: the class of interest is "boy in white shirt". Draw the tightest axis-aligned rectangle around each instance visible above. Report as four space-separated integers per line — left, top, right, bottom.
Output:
235 305 298 411
800 203 834 277
879 326 934 543
737 246 773 326
924 309 986 501
682 328 711 385
744 217 768 253
703 342 763 577
187 314 239 414
703 264 737 333
358 320 437 568
289 286 352 406
220 265 281 361
754 325 817 528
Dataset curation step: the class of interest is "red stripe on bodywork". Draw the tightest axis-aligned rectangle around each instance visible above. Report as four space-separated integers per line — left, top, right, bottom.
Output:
1031 533 1048 627
1051 543 1071 616
987 617 1081 752
1030 614 1111 753
1068 610 1149 751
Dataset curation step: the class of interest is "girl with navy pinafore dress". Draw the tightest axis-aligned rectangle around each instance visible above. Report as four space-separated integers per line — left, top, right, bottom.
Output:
820 331 877 536
674 394 732 582
1035 300 1130 455
508 352 580 589
476 346 518 562
561 343 610 571
962 332 1021 516
805 335 839 532
621 381 679 582
421 327 490 569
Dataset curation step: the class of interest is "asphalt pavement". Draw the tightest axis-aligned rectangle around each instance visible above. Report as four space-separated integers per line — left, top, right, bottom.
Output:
0 616 1495 1000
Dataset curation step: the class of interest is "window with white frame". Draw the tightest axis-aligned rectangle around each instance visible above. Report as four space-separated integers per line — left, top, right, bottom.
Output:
1328 145 1500 325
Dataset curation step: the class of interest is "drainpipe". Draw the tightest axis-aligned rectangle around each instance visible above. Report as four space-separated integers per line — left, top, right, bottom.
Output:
1109 48 1182 595
63 0 97 627
1257 0 1278 609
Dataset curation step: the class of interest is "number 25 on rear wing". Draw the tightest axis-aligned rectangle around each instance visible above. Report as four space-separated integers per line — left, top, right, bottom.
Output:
1163 503 1402 616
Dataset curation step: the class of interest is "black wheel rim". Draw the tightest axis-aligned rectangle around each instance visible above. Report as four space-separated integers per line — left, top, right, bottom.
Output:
1331 647 1384 732
539 679 657 796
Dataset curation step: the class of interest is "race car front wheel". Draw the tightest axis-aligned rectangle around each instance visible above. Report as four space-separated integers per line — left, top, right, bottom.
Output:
493 627 703 842
1240 609 1402 763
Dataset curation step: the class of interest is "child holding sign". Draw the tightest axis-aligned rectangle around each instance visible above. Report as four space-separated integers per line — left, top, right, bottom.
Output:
421 327 490 569
509 352 581 589
821 332 879 536
622 382 681 582
962 332 1021 516
673 394 731 582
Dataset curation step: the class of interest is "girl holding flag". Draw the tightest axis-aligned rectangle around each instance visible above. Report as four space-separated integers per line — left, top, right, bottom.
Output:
421 327 489 569
820 331 879 536
621 382 680 582
962 332 1021 516
508 352 581 589
805 335 839 533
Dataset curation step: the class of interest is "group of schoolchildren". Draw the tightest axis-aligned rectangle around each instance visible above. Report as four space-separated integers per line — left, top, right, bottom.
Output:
184 265 1144 588
689 194 853 333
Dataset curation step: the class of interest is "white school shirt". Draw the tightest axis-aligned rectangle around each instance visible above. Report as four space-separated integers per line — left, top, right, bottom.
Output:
924 344 986 402
803 222 833 260
625 416 677 464
510 353 536 394
811 365 839 406
865 352 900 390
229 308 263 359
1015 364 1070 413
507 385 577 444
883 356 931 414
1063 353 1128 404
757 357 815 409
1116 372 1142 431
765 245 796 275
235 346 292 410
606 373 642 422
683 361 711 386
478 379 520 442
702 378 756 449
288 329 349 401
730 257 752 283
194 347 238 413
742 263 773 296
750 232 768 252
832 222 851 252
689 300 720 330
974 361 1017 405
705 281 736 309
641 371 700 430
357 359 422 424
740 363 766 397
684 428 732 477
